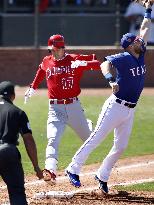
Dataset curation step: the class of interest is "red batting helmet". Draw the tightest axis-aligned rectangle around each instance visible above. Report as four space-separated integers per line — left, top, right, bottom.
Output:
48 34 65 50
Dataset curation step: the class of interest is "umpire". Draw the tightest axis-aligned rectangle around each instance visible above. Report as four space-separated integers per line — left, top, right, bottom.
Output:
0 81 43 205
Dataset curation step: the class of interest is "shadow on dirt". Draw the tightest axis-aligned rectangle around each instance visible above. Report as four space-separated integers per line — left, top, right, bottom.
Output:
72 190 154 204
29 189 154 204
108 190 154 204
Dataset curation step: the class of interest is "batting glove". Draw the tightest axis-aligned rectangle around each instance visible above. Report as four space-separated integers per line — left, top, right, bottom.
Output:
109 82 119 94
24 87 36 104
71 60 87 68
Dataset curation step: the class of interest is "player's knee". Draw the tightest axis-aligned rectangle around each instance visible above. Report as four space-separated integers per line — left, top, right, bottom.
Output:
115 144 128 154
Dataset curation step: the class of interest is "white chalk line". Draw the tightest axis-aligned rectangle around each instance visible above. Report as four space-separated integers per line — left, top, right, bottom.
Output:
57 178 154 194
34 178 154 199
0 160 154 190
62 177 154 194
117 160 154 170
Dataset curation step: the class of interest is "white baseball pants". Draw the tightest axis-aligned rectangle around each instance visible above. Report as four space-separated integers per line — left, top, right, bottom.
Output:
66 94 135 182
45 99 92 173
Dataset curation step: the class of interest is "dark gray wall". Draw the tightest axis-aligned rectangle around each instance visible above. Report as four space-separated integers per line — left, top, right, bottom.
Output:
0 13 129 46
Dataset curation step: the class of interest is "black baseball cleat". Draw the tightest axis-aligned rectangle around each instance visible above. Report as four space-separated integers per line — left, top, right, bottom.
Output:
66 170 81 188
95 175 109 194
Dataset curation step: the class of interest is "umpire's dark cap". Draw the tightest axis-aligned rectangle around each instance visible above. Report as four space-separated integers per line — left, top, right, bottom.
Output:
121 33 137 49
0 81 15 96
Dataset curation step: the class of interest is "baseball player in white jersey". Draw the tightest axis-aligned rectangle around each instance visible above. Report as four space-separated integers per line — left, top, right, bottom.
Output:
125 0 154 45
24 34 101 184
66 0 153 194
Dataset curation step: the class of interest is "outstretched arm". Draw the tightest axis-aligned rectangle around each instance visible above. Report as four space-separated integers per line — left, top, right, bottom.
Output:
31 64 46 89
71 60 101 70
139 0 153 45
24 65 46 104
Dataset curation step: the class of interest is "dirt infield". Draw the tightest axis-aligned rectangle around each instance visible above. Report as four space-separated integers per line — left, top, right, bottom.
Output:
16 87 154 97
0 155 154 204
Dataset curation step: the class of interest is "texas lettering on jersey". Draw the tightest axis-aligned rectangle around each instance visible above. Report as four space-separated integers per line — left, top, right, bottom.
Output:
31 53 100 99
106 51 146 103
130 65 146 76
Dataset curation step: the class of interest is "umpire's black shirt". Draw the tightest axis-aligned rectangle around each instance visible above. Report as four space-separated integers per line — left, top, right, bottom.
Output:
0 96 32 145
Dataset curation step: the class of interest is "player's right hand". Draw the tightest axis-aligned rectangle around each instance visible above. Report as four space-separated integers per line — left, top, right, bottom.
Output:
109 82 119 94
24 87 35 104
71 60 87 68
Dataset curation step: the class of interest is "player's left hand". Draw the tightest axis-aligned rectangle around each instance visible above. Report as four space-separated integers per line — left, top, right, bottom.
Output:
144 0 153 8
134 0 153 8
71 60 87 68
24 87 35 104
109 82 119 94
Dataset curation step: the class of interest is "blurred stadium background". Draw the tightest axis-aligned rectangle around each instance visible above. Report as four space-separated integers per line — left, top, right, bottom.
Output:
0 0 129 46
0 0 153 87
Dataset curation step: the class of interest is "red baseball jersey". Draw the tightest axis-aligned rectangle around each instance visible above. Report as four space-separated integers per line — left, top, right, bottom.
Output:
31 53 100 99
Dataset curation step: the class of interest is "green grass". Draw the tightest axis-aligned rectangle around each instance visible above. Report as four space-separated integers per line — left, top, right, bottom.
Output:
116 182 154 192
14 95 154 174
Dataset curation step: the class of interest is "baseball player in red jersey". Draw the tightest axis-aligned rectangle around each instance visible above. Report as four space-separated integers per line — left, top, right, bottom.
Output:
25 34 100 185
